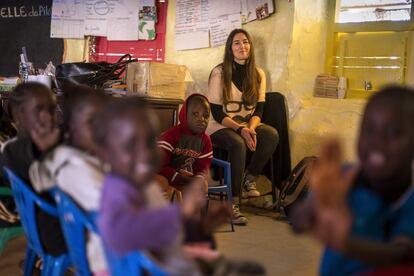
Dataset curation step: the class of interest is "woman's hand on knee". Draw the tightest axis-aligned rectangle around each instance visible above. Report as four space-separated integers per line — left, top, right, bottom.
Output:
249 127 257 149
241 127 256 151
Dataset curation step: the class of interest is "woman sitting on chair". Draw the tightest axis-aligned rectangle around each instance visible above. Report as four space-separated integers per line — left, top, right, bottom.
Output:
206 29 279 225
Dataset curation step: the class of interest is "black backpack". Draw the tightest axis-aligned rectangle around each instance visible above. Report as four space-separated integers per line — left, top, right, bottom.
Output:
278 156 317 216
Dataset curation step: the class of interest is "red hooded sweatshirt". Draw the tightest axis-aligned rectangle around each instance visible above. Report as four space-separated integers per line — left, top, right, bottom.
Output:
158 94 213 185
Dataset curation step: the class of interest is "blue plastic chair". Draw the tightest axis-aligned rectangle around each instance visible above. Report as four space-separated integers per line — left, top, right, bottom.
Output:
208 158 234 232
53 187 168 276
0 186 24 256
52 188 96 276
3 167 71 276
105 248 169 276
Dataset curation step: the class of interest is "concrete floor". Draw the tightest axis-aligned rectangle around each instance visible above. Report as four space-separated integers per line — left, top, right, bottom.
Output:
0 235 25 275
216 206 321 276
213 174 322 275
0 207 321 276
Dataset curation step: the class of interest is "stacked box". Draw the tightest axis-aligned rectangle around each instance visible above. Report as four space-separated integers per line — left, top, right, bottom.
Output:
126 62 187 99
314 74 339 98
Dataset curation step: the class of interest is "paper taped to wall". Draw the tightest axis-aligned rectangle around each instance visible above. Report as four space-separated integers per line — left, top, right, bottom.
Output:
51 0 85 38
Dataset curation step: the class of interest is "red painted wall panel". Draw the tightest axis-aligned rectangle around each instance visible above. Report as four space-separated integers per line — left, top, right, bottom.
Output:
94 0 168 63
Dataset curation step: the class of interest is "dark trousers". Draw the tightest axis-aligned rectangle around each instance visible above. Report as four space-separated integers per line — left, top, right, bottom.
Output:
211 124 278 197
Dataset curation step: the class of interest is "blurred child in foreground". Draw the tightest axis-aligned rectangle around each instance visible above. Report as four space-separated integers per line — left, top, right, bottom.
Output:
94 97 265 276
0 82 67 256
29 85 109 274
291 85 414 275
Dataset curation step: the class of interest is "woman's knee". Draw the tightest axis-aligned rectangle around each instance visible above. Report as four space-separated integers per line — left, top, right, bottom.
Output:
257 124 279 145
212 128 246 152
232 135 246 152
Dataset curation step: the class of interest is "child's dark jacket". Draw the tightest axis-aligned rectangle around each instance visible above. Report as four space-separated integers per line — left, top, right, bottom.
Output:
0 133 67 256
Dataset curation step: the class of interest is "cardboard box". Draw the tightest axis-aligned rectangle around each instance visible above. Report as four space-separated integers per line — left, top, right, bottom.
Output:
314 74 339 99
126 62 187 99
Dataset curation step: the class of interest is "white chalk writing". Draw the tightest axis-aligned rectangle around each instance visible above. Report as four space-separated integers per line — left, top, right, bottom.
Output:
0 5 51 19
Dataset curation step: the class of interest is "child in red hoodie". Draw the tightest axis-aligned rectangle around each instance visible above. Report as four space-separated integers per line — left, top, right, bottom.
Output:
157 94 212 196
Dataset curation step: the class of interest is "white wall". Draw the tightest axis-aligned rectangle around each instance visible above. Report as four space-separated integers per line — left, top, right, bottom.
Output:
65 0 367 166
165 0 295 94
287 0 365 165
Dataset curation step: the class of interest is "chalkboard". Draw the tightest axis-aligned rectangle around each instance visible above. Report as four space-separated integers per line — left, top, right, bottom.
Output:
0 0 64 77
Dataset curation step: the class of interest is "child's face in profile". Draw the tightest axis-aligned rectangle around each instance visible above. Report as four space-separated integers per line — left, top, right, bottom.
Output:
187 99 210 134
358 100 413 195
17 92 56 134
105 112 160 186
70 102 103 153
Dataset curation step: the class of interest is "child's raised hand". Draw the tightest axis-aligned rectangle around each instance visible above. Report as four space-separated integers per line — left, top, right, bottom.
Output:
309 138 357 251
312 203 352 252
181 177 207 218
310 138 357 210
183 243 221 261
201 202 232 233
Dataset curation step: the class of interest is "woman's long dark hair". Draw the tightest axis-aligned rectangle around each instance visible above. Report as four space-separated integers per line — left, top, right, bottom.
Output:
221 29 261 105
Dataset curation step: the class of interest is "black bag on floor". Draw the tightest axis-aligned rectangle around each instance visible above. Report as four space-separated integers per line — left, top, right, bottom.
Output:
278 156 317 216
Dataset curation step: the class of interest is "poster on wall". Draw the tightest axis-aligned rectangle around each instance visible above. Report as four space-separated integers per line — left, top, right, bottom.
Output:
106 0 139 40
208 0 241 18
50 0 85 38
138 0 156 40
209 13 242 47
175 0 275 50
93 0 168 64
175 0 210 50
84 0 113 36
50 0 156 40
208 0 242 47
241 0 274 23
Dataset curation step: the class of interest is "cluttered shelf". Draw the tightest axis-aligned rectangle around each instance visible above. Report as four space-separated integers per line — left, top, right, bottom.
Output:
0 90 182 135
2 50 190 133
